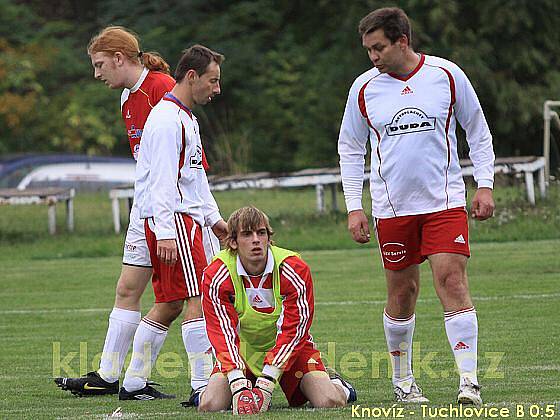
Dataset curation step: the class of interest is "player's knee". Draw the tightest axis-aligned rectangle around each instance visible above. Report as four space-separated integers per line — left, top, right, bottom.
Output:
394 285 417 307
406 280 419 296
197 396 226 412
115 279 137 300
311 393 345 408
184 296 203 318
115 277 143 306
166 300 185 319
440 272 468 296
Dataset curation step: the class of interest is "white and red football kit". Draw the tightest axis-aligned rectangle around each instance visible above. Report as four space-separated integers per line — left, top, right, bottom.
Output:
338 54 495 268
202 251 325 406
338 54 495 219
134 93 222 301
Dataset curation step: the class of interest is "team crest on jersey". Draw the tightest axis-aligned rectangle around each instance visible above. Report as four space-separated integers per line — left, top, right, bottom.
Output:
128 125 142 139
190 145 203 169
385 107 436 136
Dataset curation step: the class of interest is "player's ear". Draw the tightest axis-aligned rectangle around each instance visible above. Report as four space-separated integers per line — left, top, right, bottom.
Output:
113 51 124 66
398 34 409 50
186 69 198 83
230 238 238 250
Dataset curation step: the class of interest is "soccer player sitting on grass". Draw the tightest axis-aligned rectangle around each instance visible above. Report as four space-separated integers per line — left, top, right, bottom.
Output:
191 206 356 414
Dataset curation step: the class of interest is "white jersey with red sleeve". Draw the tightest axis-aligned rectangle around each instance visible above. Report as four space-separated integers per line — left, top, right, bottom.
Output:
201 251 315 375
134 93 221 240
338 54 495 219
120 68 176 160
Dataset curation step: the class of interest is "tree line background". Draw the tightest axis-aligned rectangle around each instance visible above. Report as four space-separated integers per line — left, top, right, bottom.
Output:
1 0 559 174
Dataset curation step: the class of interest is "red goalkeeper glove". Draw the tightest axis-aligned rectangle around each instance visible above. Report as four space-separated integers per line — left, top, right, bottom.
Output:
229 377 258 415
253 376 276 413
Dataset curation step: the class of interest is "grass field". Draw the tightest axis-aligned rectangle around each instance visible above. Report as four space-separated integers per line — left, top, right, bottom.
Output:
0 186 559 418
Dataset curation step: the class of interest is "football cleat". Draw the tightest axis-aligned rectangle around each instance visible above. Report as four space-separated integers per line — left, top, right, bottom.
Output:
118 382 175 400
180 385 206 408
394 381 429 403
327 367 357 403
54 371 118 397
457 378 482 406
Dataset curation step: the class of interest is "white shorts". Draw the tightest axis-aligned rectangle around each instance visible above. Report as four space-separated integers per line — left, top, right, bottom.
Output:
122 203 221 267
122 203 152 267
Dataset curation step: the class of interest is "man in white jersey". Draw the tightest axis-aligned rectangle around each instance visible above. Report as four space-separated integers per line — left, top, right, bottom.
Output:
338 7 495 405
118 44 228 400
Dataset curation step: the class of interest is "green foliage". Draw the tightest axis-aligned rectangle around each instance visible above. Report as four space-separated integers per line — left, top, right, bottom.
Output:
1 0 560 170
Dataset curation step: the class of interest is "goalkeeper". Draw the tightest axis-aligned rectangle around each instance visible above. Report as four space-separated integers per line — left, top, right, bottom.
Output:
191 206 356 414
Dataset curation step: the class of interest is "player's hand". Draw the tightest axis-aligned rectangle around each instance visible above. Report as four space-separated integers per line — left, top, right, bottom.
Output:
348 209 371 243
253 376 275 413
470 187 495 221
157 239 177 265
211 220 228 242
230 377 258 415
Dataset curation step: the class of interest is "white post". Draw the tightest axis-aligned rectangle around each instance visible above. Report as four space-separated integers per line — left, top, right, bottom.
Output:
316 184 325 213
112 197 121 234
66 198 74 232
538 166 546 198
525 171 535 205
48 203 56 235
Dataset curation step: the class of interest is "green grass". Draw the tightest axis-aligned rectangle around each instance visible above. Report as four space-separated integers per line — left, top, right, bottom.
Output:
0 184 559 418
0 241 559 419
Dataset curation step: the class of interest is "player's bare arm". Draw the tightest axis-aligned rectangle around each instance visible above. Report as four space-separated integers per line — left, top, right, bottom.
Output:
211 219 228 242
470 187 495 221
157 239 177 264
348 209 371 243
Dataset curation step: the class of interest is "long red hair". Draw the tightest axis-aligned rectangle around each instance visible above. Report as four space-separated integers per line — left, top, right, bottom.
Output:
88 26 170 74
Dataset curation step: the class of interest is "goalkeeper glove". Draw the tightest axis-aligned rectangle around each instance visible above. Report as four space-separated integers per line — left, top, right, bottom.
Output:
253 375 276 413
229 377 258 415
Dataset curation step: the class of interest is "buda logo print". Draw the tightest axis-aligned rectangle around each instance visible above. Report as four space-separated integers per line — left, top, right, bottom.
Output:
385 107 436 136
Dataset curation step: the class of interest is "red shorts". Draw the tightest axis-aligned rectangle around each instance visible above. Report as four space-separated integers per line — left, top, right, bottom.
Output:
374 207 470 271
144 213 207 303
213 341 325 407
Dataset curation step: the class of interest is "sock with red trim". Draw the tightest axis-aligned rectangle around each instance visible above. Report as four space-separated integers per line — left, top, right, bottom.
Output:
122 317 168 392
182 318 213 390
383 309 415 389
444 307 479 386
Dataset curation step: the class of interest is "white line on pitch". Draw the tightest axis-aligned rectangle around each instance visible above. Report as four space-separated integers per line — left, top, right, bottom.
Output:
1 292 559 314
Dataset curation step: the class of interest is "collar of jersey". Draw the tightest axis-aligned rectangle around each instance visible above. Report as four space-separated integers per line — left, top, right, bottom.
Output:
163 92 193 117
237 247 274 277
388 53 425 81
130 67 149 93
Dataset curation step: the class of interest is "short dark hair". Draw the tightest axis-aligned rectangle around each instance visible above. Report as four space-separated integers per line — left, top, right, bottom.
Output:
358 7 412 45
174 44 225 82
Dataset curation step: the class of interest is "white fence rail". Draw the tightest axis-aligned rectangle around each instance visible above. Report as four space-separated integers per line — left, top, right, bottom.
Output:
109 156 546 233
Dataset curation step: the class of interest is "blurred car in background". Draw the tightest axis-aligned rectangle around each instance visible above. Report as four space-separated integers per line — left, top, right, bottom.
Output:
0 154 136 190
